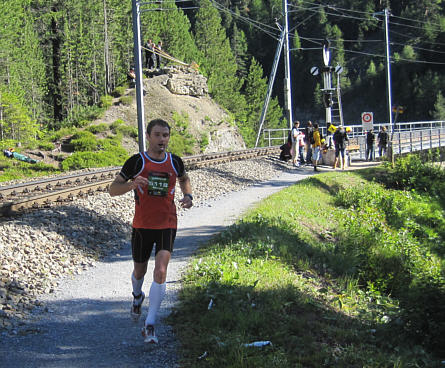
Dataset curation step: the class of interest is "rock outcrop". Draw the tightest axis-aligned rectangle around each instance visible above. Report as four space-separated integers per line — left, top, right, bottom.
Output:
163 65 208 97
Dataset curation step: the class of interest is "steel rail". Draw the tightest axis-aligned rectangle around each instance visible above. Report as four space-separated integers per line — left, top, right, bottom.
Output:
0 146 280 217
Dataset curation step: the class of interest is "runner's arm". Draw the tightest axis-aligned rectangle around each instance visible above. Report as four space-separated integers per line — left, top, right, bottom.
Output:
178 173 193 208
109 174 147 197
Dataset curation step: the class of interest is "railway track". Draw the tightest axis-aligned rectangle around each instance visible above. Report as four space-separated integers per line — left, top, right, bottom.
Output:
0 146 280 217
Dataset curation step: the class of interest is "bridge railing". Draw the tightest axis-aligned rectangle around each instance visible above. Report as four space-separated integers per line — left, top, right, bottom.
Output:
390 127 445 156
262 121 445 160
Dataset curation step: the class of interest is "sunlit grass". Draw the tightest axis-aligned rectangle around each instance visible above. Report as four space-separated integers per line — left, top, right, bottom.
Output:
0 159 60 183
169 170 442 367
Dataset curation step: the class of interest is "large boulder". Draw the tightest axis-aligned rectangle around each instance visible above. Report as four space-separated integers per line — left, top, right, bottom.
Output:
163 65 208 97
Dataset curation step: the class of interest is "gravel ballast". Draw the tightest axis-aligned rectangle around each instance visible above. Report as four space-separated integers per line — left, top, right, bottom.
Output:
0 157 313 367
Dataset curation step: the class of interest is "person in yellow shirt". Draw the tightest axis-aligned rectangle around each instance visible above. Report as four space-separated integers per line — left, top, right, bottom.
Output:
312 122 322 172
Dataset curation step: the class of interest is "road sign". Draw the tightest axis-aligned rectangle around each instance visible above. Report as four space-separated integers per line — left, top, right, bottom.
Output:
335 65 343 74
361 112 373 130
310 66 319 76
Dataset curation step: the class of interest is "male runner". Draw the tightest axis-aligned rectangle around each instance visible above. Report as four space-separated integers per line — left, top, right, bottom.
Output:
109 118 193 343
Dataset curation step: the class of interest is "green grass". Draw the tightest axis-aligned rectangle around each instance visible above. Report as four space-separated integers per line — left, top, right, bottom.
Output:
169 170 444 367
0 158 60 182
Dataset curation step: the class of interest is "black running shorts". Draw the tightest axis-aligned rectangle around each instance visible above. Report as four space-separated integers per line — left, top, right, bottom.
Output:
131 228 177 263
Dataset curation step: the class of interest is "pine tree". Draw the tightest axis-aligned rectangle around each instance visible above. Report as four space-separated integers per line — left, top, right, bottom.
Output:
193 0 246 118
0 1 47 124
432 92 445 120
140 1 200 66
242 57 282 146
0 87 38 142
231 21 249 79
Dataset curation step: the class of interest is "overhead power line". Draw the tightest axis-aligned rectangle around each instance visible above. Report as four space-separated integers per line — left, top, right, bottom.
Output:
330 46 445 66
209 0 280 40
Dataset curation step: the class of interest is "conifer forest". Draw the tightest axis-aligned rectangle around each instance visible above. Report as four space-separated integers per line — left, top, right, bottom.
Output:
1 0 445 145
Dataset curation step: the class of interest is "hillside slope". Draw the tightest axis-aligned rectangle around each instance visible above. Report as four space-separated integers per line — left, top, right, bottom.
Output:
98 66 246 155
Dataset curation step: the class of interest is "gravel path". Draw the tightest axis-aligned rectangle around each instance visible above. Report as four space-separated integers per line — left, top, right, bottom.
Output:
0 159 314 368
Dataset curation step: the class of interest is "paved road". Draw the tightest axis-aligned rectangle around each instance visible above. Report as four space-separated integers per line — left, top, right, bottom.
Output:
0 168 317 368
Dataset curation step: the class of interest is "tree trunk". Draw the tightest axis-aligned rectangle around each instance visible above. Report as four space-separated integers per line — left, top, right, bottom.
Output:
103 0 111 94
51 5 63 123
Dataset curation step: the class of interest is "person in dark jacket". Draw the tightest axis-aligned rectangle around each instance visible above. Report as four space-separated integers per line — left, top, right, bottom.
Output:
304 121 313 166
155 40 163 69
145 39 155 69
377 126 388 157
366 130 375 161
332 126 349 169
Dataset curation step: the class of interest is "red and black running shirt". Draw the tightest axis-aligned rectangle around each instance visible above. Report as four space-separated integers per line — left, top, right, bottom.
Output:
118 152 185 229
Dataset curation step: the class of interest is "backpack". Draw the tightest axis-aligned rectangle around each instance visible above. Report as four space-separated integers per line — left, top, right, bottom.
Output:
309 130 315 144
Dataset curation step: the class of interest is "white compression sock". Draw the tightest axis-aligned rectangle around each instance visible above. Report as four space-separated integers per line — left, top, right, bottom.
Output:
145 281 166 326
131 272 144 300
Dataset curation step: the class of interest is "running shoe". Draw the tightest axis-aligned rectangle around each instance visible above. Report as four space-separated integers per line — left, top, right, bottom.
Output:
142 324 158 344
131 292 145 322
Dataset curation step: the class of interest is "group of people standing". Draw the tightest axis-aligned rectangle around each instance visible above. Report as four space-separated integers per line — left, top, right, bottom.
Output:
365 126 388 161
290 120 327 172
288 120 352 171
144 39 163 70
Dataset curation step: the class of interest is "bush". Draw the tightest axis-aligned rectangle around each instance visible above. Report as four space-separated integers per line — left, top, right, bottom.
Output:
0 139 20 150
199 132 209 152
114 124 138 138
97 137 128 158
60 151 126 170
70 131 98 152
385 153 445 203
47 127 77 142
100 95 113 109
110 119 126 132
38 141 55 151
119 96 133 105
335 182 445 354
112 86 126 97
61 105 104 128
169 111 195 156
86 123 108 134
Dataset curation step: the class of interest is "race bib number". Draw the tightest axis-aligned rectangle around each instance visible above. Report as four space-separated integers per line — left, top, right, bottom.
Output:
147 172 169 196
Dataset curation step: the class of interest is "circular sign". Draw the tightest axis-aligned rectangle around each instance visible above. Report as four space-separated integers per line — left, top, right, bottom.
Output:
310 66 319 76
361 112 374 130
335 65 343 74
362 112 373 123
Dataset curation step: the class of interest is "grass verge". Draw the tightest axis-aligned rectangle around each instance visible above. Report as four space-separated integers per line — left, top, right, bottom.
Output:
169 169 444 367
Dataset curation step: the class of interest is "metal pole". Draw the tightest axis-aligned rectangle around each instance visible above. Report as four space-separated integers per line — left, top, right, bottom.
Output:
384 8 393 138
322 40 332 129
323 71 332 126
336 73 344 127
255 30 285 147
283 0 292 130
132 0 146 152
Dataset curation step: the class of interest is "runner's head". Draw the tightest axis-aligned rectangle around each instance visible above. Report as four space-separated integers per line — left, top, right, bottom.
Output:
146 119 171 155
146 119 171 136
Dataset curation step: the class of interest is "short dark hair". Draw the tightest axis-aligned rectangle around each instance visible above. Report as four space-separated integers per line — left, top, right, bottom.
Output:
313 122 319 129
146 119 171 135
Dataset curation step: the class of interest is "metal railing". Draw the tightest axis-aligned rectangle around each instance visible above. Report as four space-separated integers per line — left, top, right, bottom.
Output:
390 128 445 156
262 120 445 146
262 121 445 160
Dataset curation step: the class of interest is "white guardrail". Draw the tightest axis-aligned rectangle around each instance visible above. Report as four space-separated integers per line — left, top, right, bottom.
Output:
263 121 445 160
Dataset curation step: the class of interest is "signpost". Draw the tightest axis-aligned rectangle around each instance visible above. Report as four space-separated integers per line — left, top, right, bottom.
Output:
361 112 374 131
